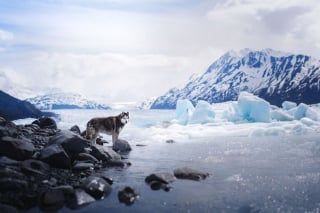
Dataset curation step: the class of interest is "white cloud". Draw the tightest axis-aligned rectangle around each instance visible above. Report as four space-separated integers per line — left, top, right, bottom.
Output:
0 29 14 41
0 0 320 102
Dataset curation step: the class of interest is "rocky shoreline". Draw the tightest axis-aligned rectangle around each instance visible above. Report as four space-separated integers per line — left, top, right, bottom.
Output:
0 116 209 212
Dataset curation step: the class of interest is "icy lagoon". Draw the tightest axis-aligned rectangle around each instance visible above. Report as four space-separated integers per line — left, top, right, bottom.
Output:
16 95 320 213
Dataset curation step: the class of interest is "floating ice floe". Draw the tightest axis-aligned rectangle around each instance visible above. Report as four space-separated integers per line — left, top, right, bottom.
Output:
174 91 320 125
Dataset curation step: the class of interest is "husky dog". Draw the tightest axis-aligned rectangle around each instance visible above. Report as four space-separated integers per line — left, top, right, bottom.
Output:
85 112 129 147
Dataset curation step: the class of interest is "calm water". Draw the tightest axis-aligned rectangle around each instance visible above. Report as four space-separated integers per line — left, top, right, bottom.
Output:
24 110 320 212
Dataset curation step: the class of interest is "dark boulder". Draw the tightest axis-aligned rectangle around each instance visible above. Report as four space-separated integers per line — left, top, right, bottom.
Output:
145 172 175 191
76 153 99 164
40 188 65 212
49 130 88 159
145 172 176 184
0 178 28 191
113 139 132 152
118 187 139 206
0 167 24 179
69 125 81 135
0 204 20 213
0 125 18 138
0 156 20 166
104 159 131 168
90 144 121 162
81 176 112 200
40 144 71 169
73 162 94 171
174 167 209 181
20 159 50 175
32 117 57 130
0 136 35 160
68 189 96 209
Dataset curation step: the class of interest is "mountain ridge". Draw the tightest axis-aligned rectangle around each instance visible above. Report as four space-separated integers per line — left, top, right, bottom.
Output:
26 92 111 110
151 49 320 109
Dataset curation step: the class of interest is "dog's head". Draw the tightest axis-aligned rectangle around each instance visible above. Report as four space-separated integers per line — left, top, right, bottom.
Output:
119 112 129 125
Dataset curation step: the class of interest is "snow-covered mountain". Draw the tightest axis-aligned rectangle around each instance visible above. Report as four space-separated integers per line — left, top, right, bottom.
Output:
151 49 320 109
26 92 111 110
138 97 157 109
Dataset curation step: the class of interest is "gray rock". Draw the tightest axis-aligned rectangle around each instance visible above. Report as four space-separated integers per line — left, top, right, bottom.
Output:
40 144 71 169
90 144 121 162
145 172 176 184
0 167 24 179
32 117 57 130
174 167 209 181
20 159 50 175
0 136 35 160
69 125 81 135
49 130 89 159
0 156 20 166
41 188 65 208
105 159 131 168
118 187 139 206
69 189 95 209
0 204 20 213
73 162 94 171
0 178 28 191
113 139 132 152
77 153 99 163
81 176 112 199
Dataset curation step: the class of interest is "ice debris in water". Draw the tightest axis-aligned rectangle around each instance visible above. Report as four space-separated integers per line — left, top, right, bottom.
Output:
174 92 320 125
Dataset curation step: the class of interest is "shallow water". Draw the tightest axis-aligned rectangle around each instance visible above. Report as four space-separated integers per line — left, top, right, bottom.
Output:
22 109 320 212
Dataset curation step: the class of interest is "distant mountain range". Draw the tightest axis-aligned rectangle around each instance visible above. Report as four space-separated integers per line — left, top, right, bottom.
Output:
151 49 320 109
26 92 111 110
0 90 51 121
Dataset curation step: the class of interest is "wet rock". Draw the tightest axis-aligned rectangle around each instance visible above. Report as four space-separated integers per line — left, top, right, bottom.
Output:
0 136 35 160
90 144 121 162
69 125 81 135
68 189 95 209
145 173 175 192
96 137 109 145
0 178 28 191
49 130 88 159
0 125 18 138
0 156 20 166
113 139 132 152
95 174 113 185
118 187 139 206
40 144 71 169
81 176 112 200
145 172 176 184
174 167 209 181
104 159 131 168
20 159 50 175
166 139 176 143
0 167 24 179
73 162 94 171
0 204 20 213
32 117 57 130
52 185 74 195
77 153 99 164
40 188 65 212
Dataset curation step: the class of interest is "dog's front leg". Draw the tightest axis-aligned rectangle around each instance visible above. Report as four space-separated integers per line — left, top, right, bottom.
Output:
112 132 119 148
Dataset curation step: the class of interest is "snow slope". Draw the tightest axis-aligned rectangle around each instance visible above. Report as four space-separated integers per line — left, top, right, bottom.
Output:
151 49 320 109
26 92 111 110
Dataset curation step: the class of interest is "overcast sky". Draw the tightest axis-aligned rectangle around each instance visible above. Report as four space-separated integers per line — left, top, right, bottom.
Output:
0 0 320 103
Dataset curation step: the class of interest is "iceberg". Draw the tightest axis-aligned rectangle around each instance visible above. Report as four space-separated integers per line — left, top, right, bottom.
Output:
189 100 215 124
175 99 195 125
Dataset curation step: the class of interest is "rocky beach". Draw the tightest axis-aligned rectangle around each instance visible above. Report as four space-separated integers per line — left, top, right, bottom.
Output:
0 115 210 212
